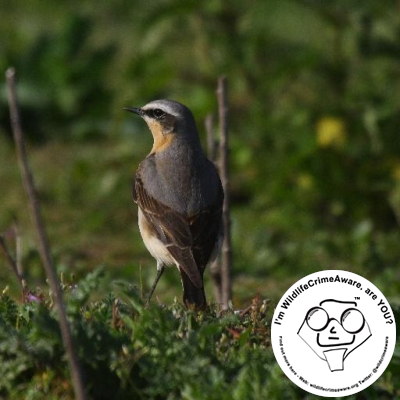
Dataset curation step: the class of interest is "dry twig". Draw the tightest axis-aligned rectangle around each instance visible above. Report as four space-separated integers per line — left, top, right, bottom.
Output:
217 76 233 309
205 113 222 304
5 67 87 400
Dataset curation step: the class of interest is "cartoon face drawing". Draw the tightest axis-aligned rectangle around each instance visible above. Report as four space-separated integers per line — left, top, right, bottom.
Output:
298 300 372 371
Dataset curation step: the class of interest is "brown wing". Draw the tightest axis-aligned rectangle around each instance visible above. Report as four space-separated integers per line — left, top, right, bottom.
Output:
133 175 201 288
190 183 224 271
133 174 223 289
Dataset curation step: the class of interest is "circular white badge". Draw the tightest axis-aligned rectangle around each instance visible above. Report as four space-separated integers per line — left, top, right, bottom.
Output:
271 270 396 397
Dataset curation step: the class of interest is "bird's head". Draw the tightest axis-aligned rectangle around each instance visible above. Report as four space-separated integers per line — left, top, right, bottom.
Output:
125 100 199 153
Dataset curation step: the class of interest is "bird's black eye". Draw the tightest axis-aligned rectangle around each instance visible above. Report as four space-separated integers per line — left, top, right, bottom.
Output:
152 109 165 119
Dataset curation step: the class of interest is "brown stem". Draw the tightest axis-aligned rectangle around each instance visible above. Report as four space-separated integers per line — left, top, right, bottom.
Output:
205 113 222 304
5 67 87 400
217 76 233 309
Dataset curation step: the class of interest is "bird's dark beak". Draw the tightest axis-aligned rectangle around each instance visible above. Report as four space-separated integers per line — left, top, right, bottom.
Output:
124 107 144 116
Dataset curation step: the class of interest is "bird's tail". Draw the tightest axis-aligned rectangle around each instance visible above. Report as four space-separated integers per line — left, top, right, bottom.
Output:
180 269 207 310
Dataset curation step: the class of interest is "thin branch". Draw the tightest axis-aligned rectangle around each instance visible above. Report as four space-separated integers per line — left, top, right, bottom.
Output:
217 76 233 310
205 113 222 304
5 67 87 400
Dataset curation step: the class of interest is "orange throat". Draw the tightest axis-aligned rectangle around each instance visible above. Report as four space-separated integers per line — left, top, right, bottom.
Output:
148 121 175 154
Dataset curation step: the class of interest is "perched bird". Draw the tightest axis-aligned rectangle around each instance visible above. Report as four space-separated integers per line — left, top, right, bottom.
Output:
125 100 224 310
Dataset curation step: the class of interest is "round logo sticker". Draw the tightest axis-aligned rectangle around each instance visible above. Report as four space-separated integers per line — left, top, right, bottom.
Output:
271 270 396 397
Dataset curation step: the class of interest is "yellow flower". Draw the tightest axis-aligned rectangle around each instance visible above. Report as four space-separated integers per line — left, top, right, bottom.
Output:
316 117 346 149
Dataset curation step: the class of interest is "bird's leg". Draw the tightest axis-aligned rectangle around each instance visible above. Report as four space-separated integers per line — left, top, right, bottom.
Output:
146 262 165 306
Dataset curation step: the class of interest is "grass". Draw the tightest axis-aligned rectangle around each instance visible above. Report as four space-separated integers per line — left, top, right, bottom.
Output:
0 268 398 400
0 270 277 400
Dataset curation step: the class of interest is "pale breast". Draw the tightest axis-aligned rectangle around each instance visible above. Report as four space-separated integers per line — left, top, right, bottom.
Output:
137 208 176 267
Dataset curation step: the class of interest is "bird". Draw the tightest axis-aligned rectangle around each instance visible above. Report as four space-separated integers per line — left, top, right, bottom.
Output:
125 99 224 310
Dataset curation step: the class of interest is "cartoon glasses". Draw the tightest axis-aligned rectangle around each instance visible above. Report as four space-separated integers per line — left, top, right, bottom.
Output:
305 307 365 334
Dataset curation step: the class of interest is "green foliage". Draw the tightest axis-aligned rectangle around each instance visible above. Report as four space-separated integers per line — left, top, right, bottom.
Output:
0 272 292 400
0 271 398 399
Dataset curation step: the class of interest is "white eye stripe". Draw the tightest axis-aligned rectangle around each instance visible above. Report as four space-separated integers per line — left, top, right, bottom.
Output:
142 101 182 118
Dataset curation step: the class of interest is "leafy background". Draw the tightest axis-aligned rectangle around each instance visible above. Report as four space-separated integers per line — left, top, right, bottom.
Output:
0 0 399 398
